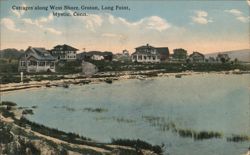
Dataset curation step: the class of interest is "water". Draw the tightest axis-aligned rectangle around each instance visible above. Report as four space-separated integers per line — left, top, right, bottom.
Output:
3 73 250 155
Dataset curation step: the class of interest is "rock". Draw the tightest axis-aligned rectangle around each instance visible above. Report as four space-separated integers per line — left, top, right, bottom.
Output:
82 61 98 76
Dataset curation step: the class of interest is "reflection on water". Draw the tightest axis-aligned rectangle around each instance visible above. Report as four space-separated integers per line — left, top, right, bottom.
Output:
3 73 250 155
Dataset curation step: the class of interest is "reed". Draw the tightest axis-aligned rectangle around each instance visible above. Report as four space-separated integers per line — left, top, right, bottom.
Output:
227 135 250 142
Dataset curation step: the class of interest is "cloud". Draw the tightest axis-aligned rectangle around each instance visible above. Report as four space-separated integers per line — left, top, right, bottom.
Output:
140 16 171 31
11 3 26 18
224 9 249 23
84 14 103 32
44 27 62 35
73 13 171 32
191 10 213 25
110 15 171 31
1 18 25 32
113 14 169 31
236 16 250 23
22 13 61 35
225 9 242 16
37 13 54 24
70 12 103 32
22 13 54 27
102 33 122 38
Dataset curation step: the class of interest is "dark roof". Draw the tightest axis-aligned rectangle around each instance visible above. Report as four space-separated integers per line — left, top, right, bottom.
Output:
135 44 155 49
52 44 78 51
189 52 204 57
79 51 113 56
22 47 55 61
132 46 169 56
156 47 169 55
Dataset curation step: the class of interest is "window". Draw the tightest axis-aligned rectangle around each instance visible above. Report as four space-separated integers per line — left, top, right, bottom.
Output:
20 61 26 66
29 60 37 66
38 61 45 66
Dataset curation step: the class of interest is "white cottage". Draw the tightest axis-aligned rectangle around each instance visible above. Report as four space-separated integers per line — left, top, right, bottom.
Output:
91 55 104 60
19 47 56 73
131 44 161 63
50 44 78 60
188 52 205 63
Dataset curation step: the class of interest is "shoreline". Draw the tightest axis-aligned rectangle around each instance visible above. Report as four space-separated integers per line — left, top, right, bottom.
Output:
0 101 162 155
1 70 249 93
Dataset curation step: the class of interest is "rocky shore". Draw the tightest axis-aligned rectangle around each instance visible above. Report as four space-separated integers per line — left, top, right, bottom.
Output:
2 69 245 93
0 101 163 155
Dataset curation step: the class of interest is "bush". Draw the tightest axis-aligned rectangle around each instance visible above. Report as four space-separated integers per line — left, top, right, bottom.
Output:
22 109 34 115
0 122 13 143
0 74 20 84
1 101 17 106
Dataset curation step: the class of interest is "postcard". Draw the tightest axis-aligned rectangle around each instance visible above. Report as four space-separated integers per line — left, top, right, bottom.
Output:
0 0 250 155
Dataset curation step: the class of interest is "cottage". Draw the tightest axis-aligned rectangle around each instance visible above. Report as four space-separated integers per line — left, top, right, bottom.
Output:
155 47 170 61
113 49 130 62
91 55 104 60
207 57 217 63
189 52 205 63
172 48 188 62
216 53 230 63
131 44 169 63
77 51 113 61
50 44 78 60
19 47 56 73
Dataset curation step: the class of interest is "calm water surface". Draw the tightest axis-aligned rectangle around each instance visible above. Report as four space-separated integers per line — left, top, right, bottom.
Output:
3 73 250 155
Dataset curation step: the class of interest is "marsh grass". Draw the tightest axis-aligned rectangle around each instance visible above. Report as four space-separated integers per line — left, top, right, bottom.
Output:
53 106 108 113
142 115 222 140
227 135 250 142
95 116 135 123
83 107 108 113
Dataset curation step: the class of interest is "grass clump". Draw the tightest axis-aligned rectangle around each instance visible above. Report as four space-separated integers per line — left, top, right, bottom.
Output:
83 107 108 113
227 135 250 142
111 138 164 155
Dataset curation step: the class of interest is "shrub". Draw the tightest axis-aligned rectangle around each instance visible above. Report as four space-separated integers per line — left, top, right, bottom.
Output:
22 109 34 115
0 74 20 84
1 101 17 106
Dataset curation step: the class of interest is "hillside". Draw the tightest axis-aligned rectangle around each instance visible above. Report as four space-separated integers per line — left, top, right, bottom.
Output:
205 49 250 62
0 48 24 59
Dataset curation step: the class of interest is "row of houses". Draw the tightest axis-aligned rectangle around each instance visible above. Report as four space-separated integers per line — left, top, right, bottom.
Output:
131 44 205 63
131 44 231 63
18 43 230 73
19 44 78 73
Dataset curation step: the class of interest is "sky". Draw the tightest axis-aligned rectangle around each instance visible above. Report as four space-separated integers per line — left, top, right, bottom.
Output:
0 0 249 54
